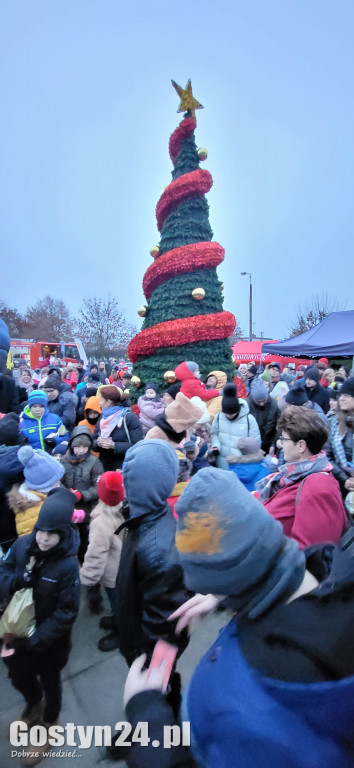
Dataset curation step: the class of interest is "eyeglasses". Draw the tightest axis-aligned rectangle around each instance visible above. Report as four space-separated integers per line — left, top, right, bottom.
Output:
278 435 293 443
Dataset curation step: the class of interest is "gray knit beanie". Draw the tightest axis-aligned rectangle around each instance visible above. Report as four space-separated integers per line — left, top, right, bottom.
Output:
175 467 305 619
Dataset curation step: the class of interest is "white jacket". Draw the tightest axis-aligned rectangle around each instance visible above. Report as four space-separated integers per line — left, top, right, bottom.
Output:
211 399 261 459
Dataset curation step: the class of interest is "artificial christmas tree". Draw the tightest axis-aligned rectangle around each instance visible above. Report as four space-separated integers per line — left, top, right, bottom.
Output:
128 80 236 392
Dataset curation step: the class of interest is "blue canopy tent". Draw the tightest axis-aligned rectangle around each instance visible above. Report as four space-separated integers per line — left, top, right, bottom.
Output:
262 311 354 363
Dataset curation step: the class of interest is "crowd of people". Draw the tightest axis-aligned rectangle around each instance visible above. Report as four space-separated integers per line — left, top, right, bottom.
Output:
0 314 354 767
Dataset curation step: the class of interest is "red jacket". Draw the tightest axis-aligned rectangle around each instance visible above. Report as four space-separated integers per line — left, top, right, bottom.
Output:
175 362 219 401
263 472 347 549
234 375 248 400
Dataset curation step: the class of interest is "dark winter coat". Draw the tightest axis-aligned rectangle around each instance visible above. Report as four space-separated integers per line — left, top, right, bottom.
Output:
0 526 80 655
0 375 21 415
0 445 23 550
328 423 354 494
115 440 189 665
61 427 103 519
247 395 279 453
306 383 330 414
93 409 143 471
47 387 77 431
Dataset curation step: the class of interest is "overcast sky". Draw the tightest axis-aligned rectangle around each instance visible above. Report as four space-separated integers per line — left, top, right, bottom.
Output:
1 0 353 341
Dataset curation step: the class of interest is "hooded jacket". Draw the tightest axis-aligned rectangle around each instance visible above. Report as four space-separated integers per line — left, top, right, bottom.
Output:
175 362 219 401
247 394 279 453
20 405 68 451
115 439 189 665
46 385 77 431
78 395 102 435
211 400 261 459
0 525 80 654
0 374 21 415
7 484 47 537
205 370 227 421
61 426 103 518
186 541 354 768
80 502 125 588
0 445 24 549
137 395 165 435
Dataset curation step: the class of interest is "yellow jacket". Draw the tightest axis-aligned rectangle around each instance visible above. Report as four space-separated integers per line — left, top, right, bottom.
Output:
7 485 47 537
205 371 227 421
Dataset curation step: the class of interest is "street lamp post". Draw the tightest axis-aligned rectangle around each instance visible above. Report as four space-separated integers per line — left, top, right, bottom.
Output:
240 272 253 342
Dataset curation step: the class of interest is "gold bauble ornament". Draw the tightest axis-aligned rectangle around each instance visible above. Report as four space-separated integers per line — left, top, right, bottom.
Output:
197 147 208 161
192 287 206 300
164 370 176 382
131 376 141 387
137 305 147 317
150 245 160 259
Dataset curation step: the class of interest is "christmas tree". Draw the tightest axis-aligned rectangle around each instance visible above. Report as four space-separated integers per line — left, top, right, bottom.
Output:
128 80 236 392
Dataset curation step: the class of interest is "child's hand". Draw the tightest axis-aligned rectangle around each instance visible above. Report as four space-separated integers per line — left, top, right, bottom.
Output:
169 593 224 634
123 654 166 707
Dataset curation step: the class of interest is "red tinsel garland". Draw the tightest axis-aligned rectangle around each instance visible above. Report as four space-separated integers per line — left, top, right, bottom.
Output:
128 311 236 363
143 241 225 299
156 169 213 232
169 117 197 163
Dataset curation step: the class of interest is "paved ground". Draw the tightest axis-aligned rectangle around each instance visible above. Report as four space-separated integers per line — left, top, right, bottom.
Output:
0 590 226 767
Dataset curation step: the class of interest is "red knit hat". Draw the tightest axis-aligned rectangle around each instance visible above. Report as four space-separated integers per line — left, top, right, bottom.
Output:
97 472 124 506
318 357 329 367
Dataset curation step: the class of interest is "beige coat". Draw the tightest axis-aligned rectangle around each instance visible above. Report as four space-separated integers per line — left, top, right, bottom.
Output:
80 502 124 588
205 370 227 421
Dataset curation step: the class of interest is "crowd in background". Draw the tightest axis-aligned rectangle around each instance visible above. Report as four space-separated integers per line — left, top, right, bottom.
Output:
1 318 354 767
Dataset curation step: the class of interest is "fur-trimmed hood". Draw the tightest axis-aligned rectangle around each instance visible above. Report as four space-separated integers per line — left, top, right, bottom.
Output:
7 483 45 515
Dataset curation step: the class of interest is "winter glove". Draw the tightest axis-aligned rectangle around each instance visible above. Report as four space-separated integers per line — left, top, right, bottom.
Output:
72 509 85 524
211 447 219 455
87 584 103 615
72 490 82 501
44 437 56 450
14 569 34 591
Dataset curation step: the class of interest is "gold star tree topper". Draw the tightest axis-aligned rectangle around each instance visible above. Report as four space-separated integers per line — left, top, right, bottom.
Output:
171 79 203 118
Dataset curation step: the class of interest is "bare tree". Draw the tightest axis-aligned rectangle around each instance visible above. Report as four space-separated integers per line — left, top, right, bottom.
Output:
25 296 74 340
289 294 341 337
75 297 137 358
0 300 26 337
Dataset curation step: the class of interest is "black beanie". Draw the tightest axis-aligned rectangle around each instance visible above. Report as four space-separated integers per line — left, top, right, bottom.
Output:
165 383 181 400
145 380 160 396
248 364 257 376
222 384 240 415
305 366 320 384
36 487 75 531
340 377 354 398
0 413 21 446
285 381 308 406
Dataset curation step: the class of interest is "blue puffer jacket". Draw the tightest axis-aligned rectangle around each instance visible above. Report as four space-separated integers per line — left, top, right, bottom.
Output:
187 617 354 768
20 406 68 451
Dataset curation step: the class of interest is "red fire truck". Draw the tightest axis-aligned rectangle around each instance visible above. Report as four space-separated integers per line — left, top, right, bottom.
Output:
10 339 87 369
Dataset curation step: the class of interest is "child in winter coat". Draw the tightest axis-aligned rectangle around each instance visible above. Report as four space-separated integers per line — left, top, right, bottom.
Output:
60 426 103 563
0 487 80 740
8 445 65 537
138 381 165 436
20 390 68 452
175 361 220 401
80 471 125 649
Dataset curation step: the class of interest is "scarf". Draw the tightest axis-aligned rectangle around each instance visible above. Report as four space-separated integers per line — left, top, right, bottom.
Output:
256 450 332 501
330 416 352 470
100 405 129 438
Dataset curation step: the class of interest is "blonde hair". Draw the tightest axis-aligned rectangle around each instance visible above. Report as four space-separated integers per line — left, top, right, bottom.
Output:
90 499 124 525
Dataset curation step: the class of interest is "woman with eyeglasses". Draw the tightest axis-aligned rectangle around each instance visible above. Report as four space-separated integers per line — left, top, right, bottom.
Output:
257 406 346 548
